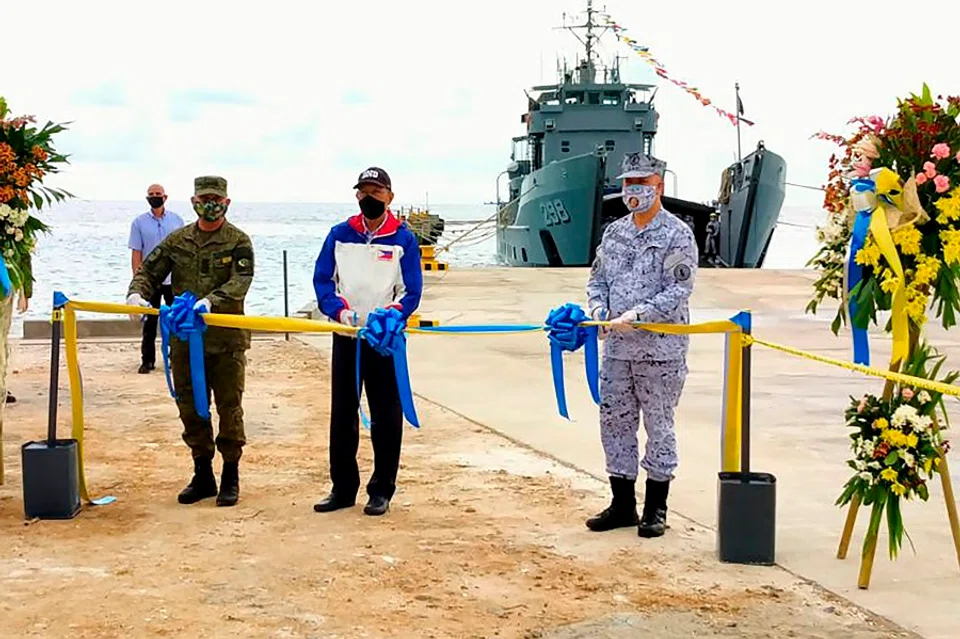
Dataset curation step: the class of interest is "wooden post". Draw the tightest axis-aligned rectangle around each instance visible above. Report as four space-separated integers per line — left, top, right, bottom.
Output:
932 417 960 572
0 295 13 485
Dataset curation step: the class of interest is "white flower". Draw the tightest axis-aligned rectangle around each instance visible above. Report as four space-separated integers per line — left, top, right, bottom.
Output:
868 461 882 470
0 205 9 219
858 471 875 484
892 405 918 427
14 229 23 242
2 249 12 258
910 414 933 433
918 391 932 405
901 451 916 468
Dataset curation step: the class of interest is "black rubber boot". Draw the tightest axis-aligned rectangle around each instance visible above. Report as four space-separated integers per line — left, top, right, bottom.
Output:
177 456 218 504
586 476 639 532
216 462 239 507
637 478 670 538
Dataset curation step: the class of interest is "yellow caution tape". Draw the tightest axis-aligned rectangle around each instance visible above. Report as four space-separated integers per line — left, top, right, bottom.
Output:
746 336 960 398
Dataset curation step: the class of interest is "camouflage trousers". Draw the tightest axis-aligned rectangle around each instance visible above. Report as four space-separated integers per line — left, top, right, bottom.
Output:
170 344 247 463
599 357 687 482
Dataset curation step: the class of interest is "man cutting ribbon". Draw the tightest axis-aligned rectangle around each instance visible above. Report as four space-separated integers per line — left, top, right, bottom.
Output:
127 175 255 507
312 166 423 517
585 152 698 538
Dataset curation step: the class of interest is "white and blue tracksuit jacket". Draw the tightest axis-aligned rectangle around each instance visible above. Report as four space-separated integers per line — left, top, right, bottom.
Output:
313 211 423 327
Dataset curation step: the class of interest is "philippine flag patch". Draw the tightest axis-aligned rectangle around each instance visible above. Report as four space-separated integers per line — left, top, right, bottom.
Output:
376 248 394 261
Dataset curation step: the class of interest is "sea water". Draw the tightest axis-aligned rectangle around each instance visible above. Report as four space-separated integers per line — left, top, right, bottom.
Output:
14 200 822 336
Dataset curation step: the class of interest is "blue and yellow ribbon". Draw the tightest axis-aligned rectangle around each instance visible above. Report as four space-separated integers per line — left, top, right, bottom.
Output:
0 255 11 298
846 172 909 366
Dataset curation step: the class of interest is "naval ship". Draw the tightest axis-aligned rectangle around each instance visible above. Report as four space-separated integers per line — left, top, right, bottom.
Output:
494 1 787 268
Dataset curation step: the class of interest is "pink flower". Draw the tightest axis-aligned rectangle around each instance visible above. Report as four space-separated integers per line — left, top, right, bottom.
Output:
956 150 960 163
932 143 952 160
857 397 868 413
902 388 915 401
916 173 929 185
924 161 938 178
935 175 951 193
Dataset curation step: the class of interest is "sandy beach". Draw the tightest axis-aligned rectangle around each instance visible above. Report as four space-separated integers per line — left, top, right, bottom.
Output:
0 336 917 638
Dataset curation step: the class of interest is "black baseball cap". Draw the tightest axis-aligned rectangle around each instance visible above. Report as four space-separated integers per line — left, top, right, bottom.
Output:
353 166 391 190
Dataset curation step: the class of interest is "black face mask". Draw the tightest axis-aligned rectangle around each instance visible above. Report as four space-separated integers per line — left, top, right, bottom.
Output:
147 196 164 209
359 195 386 220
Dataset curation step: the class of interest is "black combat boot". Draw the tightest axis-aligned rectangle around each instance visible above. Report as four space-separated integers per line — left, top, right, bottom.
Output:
217 462 240 507
637 478 670 538
178 456 218 504
585 476 639 532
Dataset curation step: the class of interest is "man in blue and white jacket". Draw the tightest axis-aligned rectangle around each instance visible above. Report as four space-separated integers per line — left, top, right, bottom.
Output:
312 166 423 517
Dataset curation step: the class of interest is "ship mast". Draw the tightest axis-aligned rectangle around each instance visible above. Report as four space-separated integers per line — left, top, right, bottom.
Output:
556 0 610 85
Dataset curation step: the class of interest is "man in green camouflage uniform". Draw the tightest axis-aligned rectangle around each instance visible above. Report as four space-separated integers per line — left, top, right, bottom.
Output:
126 176 254 507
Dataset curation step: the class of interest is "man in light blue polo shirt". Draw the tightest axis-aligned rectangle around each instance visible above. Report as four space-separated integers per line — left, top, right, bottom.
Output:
128 183 184 374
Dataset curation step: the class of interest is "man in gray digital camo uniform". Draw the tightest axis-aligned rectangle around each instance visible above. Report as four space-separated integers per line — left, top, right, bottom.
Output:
585 152 698 538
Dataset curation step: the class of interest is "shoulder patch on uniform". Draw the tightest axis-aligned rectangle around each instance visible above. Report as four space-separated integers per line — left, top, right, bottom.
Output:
234 245 254 275
664 251 694 282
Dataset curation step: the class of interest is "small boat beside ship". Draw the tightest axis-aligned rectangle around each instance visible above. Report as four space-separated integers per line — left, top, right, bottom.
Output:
494 0 787 269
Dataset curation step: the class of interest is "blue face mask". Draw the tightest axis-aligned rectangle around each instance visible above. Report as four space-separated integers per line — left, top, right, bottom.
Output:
622 184 656 213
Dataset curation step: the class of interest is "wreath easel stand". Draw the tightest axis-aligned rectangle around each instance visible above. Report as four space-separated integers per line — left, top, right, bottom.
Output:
835 328 960 588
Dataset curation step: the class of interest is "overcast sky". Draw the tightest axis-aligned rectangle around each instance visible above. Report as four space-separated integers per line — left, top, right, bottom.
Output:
4 0 958 209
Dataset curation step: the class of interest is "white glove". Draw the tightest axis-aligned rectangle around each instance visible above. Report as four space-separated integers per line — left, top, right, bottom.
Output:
609 310 639 333
591 307 610 340
193 298 211 314
337 308 360 327
126 293 152 323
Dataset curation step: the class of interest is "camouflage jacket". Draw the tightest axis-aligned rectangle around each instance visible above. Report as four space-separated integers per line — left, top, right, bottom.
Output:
128 220 254 352
585 207 698 362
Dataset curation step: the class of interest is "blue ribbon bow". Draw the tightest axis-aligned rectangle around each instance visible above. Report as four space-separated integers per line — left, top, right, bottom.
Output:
544 303 601 419
355 307 420 429
159 292 210 420
847 177 875 366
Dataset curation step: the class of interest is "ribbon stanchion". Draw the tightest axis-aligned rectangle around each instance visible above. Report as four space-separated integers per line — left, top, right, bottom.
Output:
159 292 210 420
53 291 116 506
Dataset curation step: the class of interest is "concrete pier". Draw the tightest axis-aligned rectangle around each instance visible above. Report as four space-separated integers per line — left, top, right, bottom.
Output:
299 267 960 639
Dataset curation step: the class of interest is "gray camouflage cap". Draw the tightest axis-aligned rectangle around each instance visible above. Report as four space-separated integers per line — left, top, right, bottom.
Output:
616 152 666 179
194 175 228 197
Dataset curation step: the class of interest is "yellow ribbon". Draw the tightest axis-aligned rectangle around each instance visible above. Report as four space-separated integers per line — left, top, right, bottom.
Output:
867 207 910 366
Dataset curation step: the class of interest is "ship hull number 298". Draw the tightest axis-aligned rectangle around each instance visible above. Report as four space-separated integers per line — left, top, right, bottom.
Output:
542 199 571 226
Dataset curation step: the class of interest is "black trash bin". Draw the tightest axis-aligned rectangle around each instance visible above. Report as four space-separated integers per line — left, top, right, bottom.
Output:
22 439 81 519
717 471 776 565
20 303 81 520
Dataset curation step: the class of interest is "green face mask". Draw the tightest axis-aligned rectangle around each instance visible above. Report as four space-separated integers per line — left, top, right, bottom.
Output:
194 200 228 222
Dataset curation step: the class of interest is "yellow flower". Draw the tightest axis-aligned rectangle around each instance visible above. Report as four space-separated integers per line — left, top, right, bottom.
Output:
914 255 941 287
906 433 919 448
880 268 899 294
874 417 889 430
856 241 881 268
905 287 930 324
935 187 960 224
892 225 922 255
940 229 960 266
924 458 934 474
881 428 909 448
891 482 907 496
880 468 898 482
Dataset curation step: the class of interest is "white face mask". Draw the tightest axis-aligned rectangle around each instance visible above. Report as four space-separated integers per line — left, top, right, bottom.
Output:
622 184 657 213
